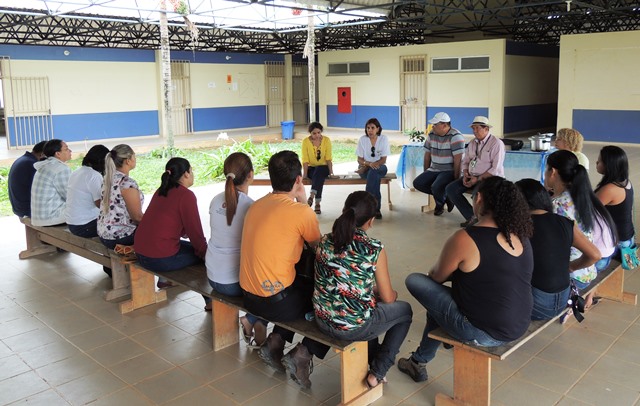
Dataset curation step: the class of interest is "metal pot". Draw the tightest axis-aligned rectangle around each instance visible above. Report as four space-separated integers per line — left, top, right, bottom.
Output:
528 133 552 151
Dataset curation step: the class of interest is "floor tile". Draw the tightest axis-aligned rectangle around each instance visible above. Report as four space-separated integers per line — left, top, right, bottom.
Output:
134 368 202 404
132 324 192 350
154 336 213 365
36 353 102 387
56 369 126 405
66 325 126 351
567 374 640 405
6 388 70 405
209 365 282 403
88 387 153 406
514 357 583 394
536 339 602 372
19 340 79 369
1 326 64 353
109 351 174 384
586 355 640 391
244 382 316 406
180 351 243 385
0 354 32 381
0 371 50 404
492 376 563 405
87 337 149 367
163 386 237 406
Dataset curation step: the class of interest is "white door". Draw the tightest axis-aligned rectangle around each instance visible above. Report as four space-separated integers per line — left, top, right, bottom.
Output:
400 55 427 133
170 60 193 136
265 62 285 128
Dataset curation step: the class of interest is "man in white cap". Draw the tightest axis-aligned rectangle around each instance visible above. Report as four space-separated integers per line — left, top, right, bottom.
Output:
445 116 505 227
413 112 465 215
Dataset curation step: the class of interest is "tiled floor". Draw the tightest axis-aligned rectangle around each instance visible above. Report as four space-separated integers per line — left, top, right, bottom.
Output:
1 142 640 405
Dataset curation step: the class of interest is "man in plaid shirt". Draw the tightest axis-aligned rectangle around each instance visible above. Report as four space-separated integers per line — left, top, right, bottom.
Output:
31 139 72 226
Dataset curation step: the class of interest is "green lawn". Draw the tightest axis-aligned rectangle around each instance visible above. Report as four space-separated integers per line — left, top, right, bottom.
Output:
0 140 402 217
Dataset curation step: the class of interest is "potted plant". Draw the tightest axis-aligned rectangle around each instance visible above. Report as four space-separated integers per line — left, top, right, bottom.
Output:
403 127 426 143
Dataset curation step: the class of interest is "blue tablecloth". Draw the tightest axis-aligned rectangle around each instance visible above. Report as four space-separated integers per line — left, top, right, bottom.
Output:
396 144 554 189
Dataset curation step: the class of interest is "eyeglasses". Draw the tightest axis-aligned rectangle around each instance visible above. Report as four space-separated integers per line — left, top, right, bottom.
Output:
316 149 321 160
370 146 376 157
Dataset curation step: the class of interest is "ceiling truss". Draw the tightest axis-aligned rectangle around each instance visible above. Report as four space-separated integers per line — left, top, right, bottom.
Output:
0 1 638 53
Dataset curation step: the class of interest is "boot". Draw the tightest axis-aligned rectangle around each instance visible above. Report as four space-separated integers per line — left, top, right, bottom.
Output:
258 333 285 372
281 343 313 389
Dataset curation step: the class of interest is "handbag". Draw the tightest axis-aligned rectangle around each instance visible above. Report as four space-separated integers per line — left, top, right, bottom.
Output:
621 243 640 270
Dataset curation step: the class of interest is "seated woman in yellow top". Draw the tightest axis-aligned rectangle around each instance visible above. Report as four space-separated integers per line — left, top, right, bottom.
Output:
302 122 335 214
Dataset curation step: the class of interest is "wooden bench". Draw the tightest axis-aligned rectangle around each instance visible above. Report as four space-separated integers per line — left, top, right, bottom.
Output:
427 260 636 406
19 218 131 301
118 261 382 406
252 173 397 210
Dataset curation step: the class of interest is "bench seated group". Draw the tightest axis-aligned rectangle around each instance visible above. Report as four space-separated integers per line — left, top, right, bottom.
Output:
428 259 636 406
118 259 382 406
18 217 130 301
252 173 397 210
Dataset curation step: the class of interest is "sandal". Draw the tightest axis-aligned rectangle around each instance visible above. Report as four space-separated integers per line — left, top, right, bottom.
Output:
307 192 315 207
314 203 321 214
239 316 262 350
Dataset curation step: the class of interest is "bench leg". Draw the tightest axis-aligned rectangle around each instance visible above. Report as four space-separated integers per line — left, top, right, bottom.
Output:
421 195 437 213
104 253 131 301
119 264 167 314
595 265 638 305
435 347 491 406
212 300 239 351
386 182 393 211
338 341 382 406
19 227 57 259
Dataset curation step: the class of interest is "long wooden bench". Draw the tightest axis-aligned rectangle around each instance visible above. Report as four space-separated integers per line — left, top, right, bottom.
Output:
427 260 636 406
19 218 130 301
118 260 382 406
252 173 397 210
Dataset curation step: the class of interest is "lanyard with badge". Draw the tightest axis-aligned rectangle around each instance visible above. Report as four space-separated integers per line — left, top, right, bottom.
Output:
469 134 491 172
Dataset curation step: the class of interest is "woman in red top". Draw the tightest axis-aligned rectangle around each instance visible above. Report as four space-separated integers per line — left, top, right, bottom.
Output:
134 157 207 279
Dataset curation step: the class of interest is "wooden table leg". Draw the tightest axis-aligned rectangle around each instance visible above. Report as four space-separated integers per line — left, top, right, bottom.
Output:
119 264 167 314
338 341 382 406
212 300 239 350
435 347 491 406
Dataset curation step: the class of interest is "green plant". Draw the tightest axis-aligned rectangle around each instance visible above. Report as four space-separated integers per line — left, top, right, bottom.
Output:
403 127 426 143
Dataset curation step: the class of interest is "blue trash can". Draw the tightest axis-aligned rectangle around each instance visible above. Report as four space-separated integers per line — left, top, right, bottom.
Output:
281 120 295 140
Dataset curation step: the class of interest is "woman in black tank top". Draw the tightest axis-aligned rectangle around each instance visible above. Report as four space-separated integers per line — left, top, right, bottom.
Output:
595 146 635 252
398 177 534 384
516 179 600 320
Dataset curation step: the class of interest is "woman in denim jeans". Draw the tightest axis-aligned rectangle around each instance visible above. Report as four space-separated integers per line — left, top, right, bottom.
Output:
313 191 412 388
398 177 534 383
595 146 635 263
516 179 600 320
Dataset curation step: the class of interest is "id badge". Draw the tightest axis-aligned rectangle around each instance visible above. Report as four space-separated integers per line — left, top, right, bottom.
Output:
469 158 477 170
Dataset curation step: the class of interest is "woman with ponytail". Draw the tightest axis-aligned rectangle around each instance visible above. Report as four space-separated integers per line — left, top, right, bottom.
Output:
205 153 266 346
545 150 617 301
313 191 412 388
134 157 207 294
98 144 144 249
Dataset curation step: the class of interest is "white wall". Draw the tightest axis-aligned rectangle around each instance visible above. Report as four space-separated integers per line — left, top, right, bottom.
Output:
558 30 640 129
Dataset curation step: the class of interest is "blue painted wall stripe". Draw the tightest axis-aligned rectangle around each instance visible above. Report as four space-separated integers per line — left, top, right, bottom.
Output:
426 107 489 130
6 110 159 144
0 44 155 62
506 41 559 58
573 109 640 143
503 104 557 134
192 105 266 131
327 105 399 130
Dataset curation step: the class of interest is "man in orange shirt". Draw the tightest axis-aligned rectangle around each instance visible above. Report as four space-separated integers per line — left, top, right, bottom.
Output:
239 150 328 389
